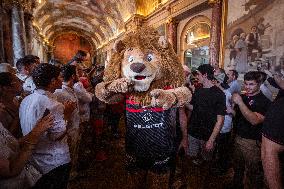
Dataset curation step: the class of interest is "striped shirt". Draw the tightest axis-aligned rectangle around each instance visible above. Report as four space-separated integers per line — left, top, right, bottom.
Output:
125 97 176 160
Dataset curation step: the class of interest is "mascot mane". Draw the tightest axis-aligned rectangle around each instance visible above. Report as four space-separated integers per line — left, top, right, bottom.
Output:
103 27 185 106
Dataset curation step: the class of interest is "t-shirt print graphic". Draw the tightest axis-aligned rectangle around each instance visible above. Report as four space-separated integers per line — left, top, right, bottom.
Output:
125 99 175 159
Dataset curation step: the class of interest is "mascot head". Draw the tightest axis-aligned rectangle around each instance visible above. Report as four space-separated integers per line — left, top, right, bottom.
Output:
103 26 185 106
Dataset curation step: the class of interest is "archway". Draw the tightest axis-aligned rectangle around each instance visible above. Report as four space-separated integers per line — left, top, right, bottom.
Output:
180 15 211 69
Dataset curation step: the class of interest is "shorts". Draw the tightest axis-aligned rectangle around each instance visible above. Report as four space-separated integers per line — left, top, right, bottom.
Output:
187 135 214 161
125 153 175 174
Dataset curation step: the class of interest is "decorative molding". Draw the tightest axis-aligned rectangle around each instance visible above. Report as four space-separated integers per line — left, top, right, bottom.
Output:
208 0 221 5
2 0 35 13
171 0 200 16
125 14 145 31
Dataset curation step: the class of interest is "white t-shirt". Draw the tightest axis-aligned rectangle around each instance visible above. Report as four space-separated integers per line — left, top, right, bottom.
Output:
16 73 36 94
228 80 241 94
19 89 70 174
54 83 80 131
73 82 93 123
220 89 233 134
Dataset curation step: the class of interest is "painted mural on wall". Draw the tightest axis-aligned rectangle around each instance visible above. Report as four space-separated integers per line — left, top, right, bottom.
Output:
53 33 92 64
156 24 166 37
224 0 284 76
186 22 210 45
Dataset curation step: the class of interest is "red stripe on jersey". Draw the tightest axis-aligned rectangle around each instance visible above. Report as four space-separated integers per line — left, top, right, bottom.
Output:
126 107 143 113
126 107 164 113
126 99 139 104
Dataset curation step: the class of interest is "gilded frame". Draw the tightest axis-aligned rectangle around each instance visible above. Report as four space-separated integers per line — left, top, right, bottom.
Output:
219 0 228 68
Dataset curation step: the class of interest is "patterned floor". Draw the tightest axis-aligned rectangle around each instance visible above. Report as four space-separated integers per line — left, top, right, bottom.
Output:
68 120 233 189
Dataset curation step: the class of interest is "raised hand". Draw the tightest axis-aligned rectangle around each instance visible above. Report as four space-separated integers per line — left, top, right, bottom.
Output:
32 114 54 135
27 114 55 144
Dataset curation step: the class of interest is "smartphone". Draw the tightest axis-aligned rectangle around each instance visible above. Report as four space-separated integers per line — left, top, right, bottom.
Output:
43 109 50 117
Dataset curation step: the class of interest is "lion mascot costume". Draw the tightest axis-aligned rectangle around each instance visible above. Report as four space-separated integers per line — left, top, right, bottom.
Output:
95 27 191 188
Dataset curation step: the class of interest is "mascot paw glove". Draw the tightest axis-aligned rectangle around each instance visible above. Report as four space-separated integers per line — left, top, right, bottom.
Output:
106 78 134 94
150 89 177 110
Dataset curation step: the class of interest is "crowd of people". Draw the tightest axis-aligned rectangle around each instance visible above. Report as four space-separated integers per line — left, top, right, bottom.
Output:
0 50 283 189
0 51 119 189
180 63 284 189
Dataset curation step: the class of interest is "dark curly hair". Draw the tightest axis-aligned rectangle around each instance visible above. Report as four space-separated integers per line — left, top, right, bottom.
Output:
0 72 13 87
197 64 215 81
16 58 31 72
61 65 77 82
32 64 61 88
244 71 262 84
24 55 40 63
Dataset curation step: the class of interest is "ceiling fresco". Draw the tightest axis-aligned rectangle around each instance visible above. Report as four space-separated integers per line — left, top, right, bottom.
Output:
32 0 169 49
33 0 137 48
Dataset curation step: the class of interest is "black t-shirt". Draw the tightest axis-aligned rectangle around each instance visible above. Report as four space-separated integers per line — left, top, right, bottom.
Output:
262 98 284 145
125 97 176 160
267 77 284 100
188 86 226 140
235 92 271 140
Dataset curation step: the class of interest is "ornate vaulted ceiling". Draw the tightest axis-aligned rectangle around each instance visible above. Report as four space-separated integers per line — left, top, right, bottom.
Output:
32 0 169 49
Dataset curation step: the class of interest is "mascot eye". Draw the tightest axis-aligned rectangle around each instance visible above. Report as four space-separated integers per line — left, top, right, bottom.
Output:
128 56 134 62
146 54 154 62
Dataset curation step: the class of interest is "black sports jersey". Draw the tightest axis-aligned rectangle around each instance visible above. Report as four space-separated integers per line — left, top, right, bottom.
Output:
125 98 176 160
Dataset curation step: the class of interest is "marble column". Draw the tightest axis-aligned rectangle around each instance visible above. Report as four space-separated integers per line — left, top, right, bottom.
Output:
0 5 5 62
209 0 222 69
11 4 26 65
167 18 178 53
2 8 13 65
24 12 33 55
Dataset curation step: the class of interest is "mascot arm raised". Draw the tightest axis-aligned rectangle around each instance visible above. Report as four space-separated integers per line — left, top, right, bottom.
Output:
150 86 192 110
95 78 133 104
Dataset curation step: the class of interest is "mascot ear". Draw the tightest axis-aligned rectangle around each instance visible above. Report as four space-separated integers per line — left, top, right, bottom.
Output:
113 40 126 53
158 36 168 49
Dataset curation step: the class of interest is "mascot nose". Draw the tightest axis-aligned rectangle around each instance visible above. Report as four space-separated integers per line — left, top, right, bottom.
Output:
130 63 146 73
